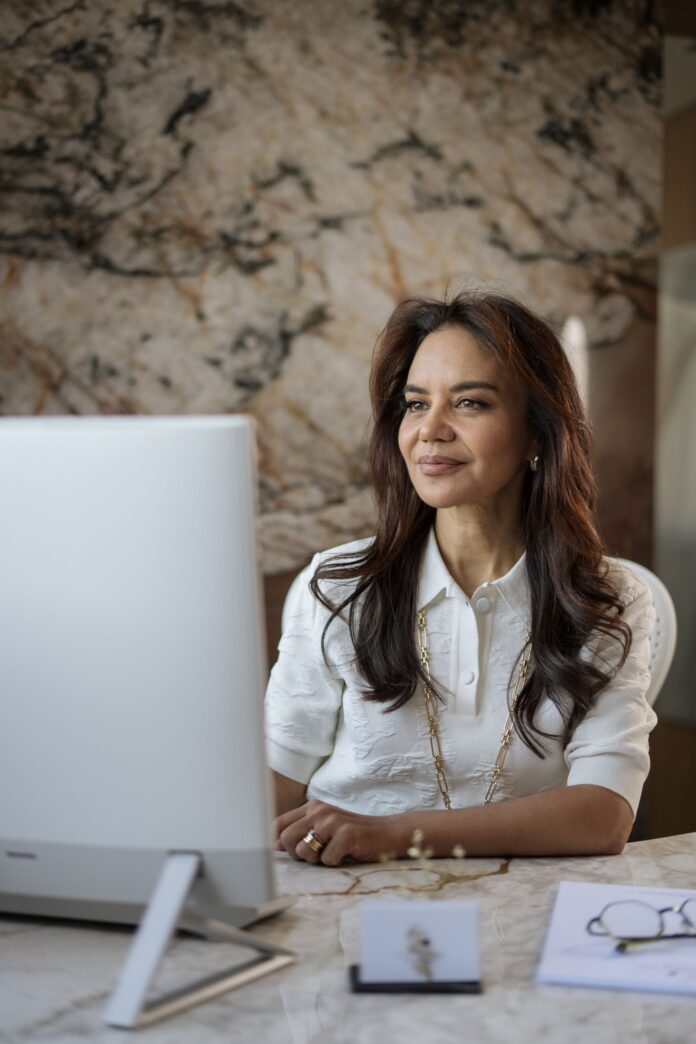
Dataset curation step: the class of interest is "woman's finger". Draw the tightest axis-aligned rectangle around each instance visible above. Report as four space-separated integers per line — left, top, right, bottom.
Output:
317 829 348 867
274 801 346 862
277 822 307 858
286 820 332 863
278 816 320 859
274 802 311 838
294 832 326 864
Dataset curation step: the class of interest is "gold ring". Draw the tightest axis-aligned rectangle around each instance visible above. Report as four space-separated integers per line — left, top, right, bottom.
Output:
302 829 327 854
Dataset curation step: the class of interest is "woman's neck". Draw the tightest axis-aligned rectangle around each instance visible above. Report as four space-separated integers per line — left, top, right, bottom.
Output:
434 507 525 599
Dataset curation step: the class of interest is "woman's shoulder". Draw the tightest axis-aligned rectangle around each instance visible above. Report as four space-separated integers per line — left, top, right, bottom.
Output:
313 535 376 569
600 556 651 609
285 535 376 615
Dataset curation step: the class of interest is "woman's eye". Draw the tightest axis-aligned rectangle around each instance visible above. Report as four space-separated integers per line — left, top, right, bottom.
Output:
403 397 490 412
455 398 487 410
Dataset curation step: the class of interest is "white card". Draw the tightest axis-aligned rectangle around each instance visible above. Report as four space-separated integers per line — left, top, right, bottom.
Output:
537 880 696 995
359 898 480 984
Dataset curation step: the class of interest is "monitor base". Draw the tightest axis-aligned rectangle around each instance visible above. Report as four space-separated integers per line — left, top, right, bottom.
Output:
103 852 294 1029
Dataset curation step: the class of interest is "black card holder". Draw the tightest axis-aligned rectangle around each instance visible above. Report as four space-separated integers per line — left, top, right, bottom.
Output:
349 965 482 994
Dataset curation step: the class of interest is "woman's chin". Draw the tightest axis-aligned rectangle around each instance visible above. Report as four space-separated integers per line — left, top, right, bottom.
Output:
416 492 479 510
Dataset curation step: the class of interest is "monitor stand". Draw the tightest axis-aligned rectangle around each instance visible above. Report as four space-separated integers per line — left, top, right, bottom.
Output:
103 852 295 1029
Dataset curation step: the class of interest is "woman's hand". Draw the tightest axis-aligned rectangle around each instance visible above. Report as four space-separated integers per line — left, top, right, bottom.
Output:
274 785 632 864
274 799 412 866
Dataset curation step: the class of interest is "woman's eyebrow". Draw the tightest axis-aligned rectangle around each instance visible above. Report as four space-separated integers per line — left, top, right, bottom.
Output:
403 381 498 393
450 381 498 392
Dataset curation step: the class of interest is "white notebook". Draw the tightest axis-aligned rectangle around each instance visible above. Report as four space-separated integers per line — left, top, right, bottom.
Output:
537 880 696 996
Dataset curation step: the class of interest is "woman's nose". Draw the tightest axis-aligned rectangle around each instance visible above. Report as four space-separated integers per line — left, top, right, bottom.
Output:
418 406 454 442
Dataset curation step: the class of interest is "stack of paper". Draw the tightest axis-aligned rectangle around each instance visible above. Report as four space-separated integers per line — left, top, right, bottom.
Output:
537 880 696 995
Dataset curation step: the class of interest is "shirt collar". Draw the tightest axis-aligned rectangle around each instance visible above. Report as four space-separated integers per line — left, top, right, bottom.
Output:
493 551 531 625
417 528 458 608
417 527 531 624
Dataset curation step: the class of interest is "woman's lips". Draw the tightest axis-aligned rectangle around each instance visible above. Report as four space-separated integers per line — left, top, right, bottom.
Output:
417 456 466 475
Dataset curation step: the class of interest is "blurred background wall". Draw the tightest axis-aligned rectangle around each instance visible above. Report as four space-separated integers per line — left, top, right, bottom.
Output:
639 5 696 841
3 1 690 836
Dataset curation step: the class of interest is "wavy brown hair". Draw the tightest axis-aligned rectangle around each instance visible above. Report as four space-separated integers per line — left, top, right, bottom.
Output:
310 290 631 756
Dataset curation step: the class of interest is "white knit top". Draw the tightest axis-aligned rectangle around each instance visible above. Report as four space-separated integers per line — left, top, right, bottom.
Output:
265 530 657 816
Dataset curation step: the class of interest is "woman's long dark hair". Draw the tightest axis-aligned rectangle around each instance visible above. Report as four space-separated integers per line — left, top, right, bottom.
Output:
310 290 631 755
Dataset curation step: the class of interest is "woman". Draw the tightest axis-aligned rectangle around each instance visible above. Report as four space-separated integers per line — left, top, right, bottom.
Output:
265 290 656 865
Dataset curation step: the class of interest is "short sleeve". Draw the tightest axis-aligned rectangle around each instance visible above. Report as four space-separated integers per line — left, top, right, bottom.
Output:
565 575 658 816
264 556 345 785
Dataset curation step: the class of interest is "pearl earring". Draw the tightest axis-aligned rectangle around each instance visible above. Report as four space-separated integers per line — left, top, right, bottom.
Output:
530 455 540 472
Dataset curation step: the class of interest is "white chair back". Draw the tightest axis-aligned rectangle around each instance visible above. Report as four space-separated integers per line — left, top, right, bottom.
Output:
615 559 677 708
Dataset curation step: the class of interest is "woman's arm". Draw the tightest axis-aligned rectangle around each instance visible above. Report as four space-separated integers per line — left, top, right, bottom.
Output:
275 783 634 865
265 558 345 804
272 770 307 816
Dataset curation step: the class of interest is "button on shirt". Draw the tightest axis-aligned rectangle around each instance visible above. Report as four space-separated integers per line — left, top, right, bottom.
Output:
265 531 657 817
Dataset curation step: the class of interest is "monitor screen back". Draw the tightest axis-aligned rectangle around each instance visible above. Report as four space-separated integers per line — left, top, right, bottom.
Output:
0 416 277 926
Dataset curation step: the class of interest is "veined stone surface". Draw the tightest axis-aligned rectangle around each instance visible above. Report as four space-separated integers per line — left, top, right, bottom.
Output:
0 0 661 571
2 833 695 1042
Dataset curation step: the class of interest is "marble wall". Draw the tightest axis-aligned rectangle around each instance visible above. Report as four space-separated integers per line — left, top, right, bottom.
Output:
0 0 661 572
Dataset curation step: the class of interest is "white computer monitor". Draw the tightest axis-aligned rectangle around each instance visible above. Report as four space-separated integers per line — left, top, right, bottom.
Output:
0 415 292 1026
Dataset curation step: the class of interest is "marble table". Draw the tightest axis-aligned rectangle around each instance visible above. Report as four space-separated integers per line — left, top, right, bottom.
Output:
2 833 695 1043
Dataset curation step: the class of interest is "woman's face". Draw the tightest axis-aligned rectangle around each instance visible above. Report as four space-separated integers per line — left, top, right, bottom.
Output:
397 325 535 512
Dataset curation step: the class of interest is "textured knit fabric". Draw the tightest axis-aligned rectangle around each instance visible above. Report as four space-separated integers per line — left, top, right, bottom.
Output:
265 530 657 816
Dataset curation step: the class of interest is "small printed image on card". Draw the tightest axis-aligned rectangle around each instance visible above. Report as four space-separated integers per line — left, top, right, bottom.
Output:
359 899 480 984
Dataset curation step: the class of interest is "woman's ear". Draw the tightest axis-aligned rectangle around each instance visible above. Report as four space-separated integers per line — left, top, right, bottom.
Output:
525 433 541 460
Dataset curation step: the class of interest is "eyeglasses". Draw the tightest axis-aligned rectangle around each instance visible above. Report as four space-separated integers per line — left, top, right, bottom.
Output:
587 899 696 953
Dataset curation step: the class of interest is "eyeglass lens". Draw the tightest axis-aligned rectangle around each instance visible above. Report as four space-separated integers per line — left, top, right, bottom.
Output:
679 899 696 927
600 901 662 940
600 898 696 940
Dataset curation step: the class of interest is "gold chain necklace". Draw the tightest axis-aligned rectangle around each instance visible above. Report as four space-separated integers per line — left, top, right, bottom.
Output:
416 608 532 809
